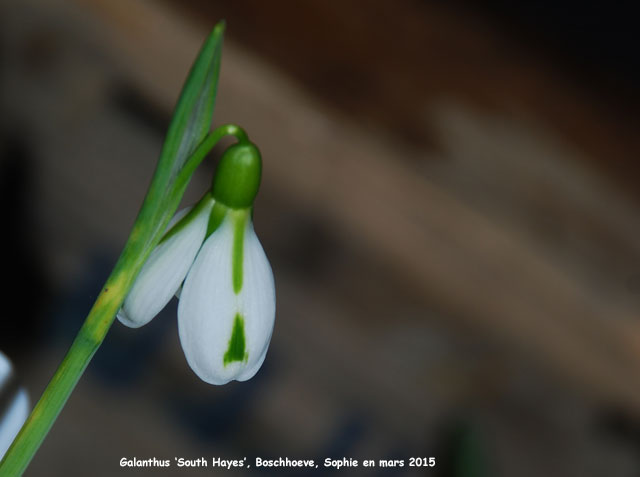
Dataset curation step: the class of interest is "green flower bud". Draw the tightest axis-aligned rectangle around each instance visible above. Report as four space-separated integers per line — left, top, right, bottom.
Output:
211 143 262 209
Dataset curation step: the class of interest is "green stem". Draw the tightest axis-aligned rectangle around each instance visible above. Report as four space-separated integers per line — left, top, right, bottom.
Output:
177 123 249 192
0 124 247 476
0 257 134 477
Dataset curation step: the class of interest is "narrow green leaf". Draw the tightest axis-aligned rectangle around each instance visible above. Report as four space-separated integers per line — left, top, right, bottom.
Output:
131 21 226 259
160 21 225 182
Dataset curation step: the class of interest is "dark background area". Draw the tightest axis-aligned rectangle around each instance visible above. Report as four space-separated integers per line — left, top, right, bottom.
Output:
1 0 640 475
473 1 640 84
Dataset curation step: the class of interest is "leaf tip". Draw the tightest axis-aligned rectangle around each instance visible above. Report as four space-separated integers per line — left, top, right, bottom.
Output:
214 20 226 36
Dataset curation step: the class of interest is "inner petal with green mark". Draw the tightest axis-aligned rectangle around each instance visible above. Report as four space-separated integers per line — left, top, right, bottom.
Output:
223 313 248 366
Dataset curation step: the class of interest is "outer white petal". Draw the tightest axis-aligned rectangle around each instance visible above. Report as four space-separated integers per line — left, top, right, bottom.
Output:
234 224 276 382
178 215 275 384
0 352 29 459
118 203 212 328
0 390 29 459
0 352 10 387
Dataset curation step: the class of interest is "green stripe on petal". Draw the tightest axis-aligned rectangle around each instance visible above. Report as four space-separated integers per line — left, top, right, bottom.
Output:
159 193 214 245
206 201 228 238
223 313 248 365
232 210 248 294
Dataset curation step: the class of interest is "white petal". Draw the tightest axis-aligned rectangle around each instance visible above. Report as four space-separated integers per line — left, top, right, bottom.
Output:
0 390 29 459
118 203 212 328
0 351 10 387
178 214 275 384
0 352 29 459
234 222 276 381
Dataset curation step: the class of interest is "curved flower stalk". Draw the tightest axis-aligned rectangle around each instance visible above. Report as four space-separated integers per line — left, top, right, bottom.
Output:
118 142 276 384
0 352 29 460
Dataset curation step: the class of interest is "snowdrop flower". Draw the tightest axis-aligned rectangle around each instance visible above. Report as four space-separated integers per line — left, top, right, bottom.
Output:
0 351 29 459
118 143 275 385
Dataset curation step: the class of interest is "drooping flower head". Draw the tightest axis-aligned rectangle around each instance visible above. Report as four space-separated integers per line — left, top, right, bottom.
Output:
117 142 275 385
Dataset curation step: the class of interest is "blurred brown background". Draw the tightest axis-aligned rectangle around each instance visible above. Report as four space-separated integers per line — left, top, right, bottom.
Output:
1 0 640 475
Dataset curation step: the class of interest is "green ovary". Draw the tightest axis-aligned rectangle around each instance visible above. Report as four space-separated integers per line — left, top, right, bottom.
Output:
223 313 248 366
